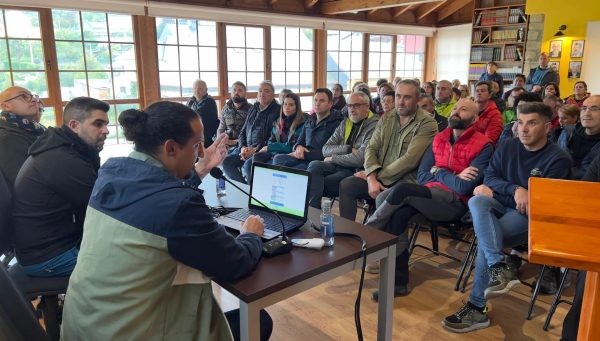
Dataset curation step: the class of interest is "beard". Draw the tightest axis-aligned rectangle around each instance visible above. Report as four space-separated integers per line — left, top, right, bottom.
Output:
232 95 245 103
448 115 474 129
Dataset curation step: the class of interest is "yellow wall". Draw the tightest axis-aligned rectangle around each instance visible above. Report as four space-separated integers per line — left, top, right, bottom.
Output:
526 0 600 97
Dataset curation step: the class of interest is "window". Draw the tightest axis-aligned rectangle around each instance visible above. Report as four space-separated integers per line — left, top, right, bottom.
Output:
326 30 363 91
395 34 425 81
226 25 264 92
271 26 313 94
367 35 393 86
156 18 218 98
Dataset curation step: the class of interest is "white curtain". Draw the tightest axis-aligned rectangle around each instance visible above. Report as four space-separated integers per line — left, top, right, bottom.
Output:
435 24 471 84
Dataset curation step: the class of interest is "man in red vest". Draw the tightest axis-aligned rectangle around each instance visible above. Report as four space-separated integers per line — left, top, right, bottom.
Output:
367 98 493 300
473 81 504 145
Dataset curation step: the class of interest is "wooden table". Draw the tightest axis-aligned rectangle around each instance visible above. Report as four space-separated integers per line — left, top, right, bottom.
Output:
200 176 398 341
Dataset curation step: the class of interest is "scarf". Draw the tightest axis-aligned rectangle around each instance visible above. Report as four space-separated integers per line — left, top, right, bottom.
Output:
0 111 46 136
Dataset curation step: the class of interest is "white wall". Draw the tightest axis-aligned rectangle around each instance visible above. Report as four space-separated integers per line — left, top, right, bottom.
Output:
583 21 600 94
435 24 472 84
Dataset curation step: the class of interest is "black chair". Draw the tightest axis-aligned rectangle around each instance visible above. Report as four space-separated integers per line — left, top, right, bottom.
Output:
0 263 51 341
0 170 14 267
526 265 574 324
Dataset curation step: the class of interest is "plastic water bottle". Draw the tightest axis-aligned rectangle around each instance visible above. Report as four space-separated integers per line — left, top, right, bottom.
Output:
216 178 226 196
320 199 334 246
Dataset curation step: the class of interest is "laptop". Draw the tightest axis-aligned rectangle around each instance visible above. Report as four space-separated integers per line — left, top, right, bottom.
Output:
216 162 311 240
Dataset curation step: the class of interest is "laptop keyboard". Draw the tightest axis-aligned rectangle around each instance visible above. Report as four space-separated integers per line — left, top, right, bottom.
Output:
227 208 299 233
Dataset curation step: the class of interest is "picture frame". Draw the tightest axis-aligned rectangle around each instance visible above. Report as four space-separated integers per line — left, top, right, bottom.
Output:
549 40 562 58
568 61 582 79
548 61 560 72
571 40 585 58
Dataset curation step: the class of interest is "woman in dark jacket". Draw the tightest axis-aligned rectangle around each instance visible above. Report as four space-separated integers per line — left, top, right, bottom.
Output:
331 83 346 112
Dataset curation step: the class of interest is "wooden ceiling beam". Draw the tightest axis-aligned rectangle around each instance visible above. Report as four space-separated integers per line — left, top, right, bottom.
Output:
392 4 413 18
415 0 446 21
436 0 472 22
320 0 437 15
305 0 319 8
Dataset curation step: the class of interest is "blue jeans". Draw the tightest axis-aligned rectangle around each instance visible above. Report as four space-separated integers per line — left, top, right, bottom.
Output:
306 161 354 208
468 195 528 307
272 154 310 170
21 245 79 277
223 150 254 184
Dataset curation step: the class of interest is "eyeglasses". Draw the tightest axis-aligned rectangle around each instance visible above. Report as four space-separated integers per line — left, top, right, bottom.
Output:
4 93 40 103
581 106 600 112
347 103 368 109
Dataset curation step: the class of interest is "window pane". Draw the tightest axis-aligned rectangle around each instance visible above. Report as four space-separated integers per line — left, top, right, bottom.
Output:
396 52 405 71
179 46 199 71
113 71 138 99
10 40 45 70
246 49 264 72
111 43 135 70
286 72 300 93
300 29 313 50
198 47 217 71
285 50 299 72
108 14 133 42
350 71 362 85
177 19 197 45
338 51 350 71
88 71 113 100
82 12 108 41
228 72 246 90
414 53 424 71
157 45 179 71
381 36 393 52
380 70 390 79
300 51 313 71
180 71 199 96
271 26 285 49
326 72 338 88
405 53 415 70
52 10 82 40
13 72 47 97
351 32 363 51
198 21 216 46
369 35 380 51
6 10 41 39
327 31 339 51
351 52 362 71
0 72 10 90
40 107 55 128
380 52 392 70
246 72 263 91
159 71 181 97
0 12 5 37
271 50 285 71
396 35 406 53
0 39 8 69
246 27 263 48
339 31 351 51
56 41 85 70
227 48 245 71
368 52 379 70
327 51 339 72
59 71 88 99
272 71 285 92
85 42 110 70
226 26 245 47
300 72 312 93
285 27 299 50
156 18 177 45
201 72 219 96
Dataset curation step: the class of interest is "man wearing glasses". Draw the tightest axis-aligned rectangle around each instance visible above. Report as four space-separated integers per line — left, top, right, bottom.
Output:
0 86 45 187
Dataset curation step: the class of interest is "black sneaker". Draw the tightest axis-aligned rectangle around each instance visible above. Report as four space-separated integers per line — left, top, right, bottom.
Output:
484 262 520 299
533 266 559 295
442 302 490 333
371 284 411 302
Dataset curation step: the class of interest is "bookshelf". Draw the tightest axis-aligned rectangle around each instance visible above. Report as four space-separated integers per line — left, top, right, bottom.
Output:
468 1 529 88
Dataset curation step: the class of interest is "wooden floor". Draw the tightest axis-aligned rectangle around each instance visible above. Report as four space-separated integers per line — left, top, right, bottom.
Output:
214 205 573 341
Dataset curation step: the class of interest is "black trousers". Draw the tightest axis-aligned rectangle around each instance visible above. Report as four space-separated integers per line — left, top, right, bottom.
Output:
561 271 586 341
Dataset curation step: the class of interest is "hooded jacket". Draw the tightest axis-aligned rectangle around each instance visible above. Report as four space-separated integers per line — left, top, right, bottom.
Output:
12 126 100 265
187 95 219 148
295 110 344 161
558 123 600 179
473 100 503 145
0 114 42 188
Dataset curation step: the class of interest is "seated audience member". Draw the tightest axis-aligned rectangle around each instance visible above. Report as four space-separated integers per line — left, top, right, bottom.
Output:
544 82 561 99
222 80 280 183
338 80 438 221
381 90 395 114
218 81 252 149
272 88 342 170
502 74 526 101
525 53 560 90
543 95 562 129
187 79 219 148
442 102 571 333
459 84 470 99
551 104 580 142
251 93 307 173
479 61 504 95
490 81 506 113
498 92 543 144
0 86 45 188
473 81 504 145
366 99 493 299
306 92 378 209
418 94 448 132
372 78 389 111
558 95 600 179
564 81 590 107
61 102 273 341
278 88 293 106
392 76 402 89
452 87 462 102
434 80 456 118
374 83 394 115
12 97 110 277
502 86 525 124
331 83 346 111
452 79 461 89
423 81 436 100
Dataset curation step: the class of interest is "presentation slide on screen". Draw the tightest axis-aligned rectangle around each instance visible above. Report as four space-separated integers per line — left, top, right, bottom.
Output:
250 167 308 217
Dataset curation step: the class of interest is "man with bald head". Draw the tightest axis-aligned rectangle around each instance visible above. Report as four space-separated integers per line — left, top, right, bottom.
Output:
366 98 493 300
0 86 45 187
435 80 457 118
187 79 219 148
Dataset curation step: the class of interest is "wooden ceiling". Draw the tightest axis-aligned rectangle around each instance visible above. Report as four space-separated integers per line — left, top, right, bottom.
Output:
155 0 474 27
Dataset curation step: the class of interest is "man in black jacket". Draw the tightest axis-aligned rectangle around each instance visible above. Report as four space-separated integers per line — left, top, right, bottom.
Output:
222 80 281 183
12 97 110 277
187 79 219 148
0 86 45 188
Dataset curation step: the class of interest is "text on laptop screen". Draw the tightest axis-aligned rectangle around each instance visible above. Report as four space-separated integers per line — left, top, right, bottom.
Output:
250 166 308 218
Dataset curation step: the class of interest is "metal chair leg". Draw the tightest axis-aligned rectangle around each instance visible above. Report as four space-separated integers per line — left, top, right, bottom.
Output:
543 269 571 331
455 235 477 291
461 245 477 293
526 265 546 320
408 223 421 255
430 224 439 254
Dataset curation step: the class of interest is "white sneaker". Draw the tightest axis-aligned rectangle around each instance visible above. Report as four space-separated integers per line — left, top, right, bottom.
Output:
365 260 380 274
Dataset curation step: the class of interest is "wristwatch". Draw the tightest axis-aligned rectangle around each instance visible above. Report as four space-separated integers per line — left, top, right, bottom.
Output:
430 166 441 176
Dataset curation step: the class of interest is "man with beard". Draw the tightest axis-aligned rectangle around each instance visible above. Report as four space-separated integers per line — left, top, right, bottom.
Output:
365 98 493 299
11 97 110 277
217 81 251 149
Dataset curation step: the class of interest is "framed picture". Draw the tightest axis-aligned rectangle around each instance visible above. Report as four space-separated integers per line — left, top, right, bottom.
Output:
548 61 560 72
571 40 585 58
568 61 582 79
549 40 562 58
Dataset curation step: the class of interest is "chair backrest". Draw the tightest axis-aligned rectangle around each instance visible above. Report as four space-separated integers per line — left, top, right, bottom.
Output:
0 170 13 255
0 265 49 341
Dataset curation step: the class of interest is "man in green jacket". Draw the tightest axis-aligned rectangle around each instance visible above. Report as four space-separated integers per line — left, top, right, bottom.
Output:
338 79 439 221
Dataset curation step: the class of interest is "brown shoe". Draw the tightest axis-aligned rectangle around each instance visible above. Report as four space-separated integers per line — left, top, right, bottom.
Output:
365 261 380 274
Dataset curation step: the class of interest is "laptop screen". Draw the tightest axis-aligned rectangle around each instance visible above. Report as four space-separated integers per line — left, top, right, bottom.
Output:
249 163 309 218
